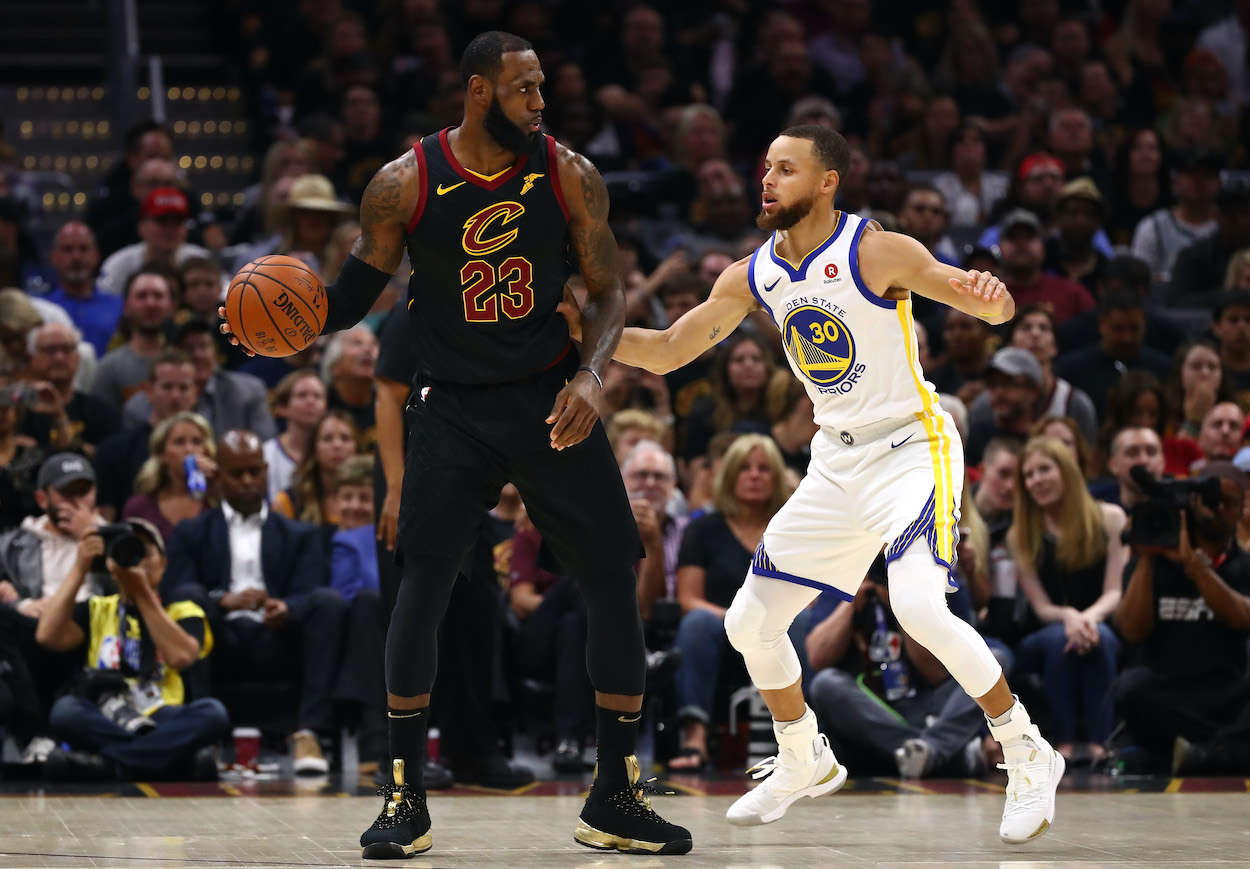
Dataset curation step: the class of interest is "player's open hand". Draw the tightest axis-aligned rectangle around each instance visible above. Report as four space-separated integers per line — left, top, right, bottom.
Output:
948 269 1005 303
546 371 600 450
377 486 401 550
217 306 256 357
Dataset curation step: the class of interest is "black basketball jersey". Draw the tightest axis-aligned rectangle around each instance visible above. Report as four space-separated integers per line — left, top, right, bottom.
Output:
405 128 573 385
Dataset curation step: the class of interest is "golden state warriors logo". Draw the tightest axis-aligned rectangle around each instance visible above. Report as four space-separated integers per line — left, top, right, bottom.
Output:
782 305 856 386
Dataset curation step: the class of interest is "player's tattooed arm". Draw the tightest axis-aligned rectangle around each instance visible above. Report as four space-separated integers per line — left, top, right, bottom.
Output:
616 257 756 374
317 152 420 334
352 151 418 275
546 146 627 449
558 145 626 377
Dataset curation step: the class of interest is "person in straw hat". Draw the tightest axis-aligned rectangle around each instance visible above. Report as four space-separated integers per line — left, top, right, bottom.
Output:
277 174 357 275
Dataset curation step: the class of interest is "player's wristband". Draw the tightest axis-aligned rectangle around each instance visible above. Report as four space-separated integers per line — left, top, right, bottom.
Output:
323 254 393 334
577 366 603 389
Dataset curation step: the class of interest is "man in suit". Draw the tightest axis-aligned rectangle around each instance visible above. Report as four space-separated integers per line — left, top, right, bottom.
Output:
163 429 345 774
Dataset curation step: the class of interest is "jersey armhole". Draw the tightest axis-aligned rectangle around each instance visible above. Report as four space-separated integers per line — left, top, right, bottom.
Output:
546 136 570 222
406 139 429 235
746 247 767 312
744 247 777 326
848 218 896 310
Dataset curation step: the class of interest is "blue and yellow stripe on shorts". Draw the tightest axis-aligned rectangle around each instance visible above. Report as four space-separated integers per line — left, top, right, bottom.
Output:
891 296 958 572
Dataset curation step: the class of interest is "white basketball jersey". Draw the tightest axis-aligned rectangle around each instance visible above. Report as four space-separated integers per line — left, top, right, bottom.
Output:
747 211 939 430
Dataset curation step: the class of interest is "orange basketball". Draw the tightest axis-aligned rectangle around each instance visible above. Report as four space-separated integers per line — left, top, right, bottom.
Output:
225 255 326 357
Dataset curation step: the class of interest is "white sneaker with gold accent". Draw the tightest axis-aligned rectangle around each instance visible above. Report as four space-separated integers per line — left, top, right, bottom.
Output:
726 709 847 826
988 701 1064 844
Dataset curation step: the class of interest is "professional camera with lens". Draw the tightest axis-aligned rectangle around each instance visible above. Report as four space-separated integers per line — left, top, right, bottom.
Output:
77 669 156 734
92 522 148 571
1121 465 1223 548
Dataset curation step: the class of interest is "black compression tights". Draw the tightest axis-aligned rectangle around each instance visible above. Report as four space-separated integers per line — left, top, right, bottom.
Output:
385 554 646 699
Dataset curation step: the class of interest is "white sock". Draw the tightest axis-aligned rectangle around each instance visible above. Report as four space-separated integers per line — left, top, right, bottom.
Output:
988 705 1014 728
775 706 819 763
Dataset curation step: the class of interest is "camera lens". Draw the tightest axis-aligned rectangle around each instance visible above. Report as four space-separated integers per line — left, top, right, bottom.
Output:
107 533 147 568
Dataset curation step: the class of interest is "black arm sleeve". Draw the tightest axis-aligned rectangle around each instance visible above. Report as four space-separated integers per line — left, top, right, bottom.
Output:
322 254 394 334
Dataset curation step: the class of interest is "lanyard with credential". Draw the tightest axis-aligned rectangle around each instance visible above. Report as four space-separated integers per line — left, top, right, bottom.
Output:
114 601 144 675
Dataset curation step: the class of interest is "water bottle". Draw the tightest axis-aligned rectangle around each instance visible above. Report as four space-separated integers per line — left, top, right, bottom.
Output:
185 455 207 500
868 594 914 702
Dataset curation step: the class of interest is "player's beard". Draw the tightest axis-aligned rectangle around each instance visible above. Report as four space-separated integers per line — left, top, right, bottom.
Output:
756 191 817 231
483 94 537 155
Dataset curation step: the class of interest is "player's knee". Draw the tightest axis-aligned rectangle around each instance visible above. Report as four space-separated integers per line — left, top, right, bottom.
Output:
889 586 944 640
886 555 950 642
724 584 767 654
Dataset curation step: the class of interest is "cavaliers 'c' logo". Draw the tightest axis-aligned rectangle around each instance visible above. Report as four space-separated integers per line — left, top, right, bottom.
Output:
782 305 856 386
462 202 525 256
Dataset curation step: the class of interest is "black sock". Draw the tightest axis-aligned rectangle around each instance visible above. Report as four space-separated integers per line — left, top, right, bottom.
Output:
594 705 640 789
388 706 429 789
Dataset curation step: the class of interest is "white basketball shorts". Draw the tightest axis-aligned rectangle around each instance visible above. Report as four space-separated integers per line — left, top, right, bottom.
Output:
753 407 963 601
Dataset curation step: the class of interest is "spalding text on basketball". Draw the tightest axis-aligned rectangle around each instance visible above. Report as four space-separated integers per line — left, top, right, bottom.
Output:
272 291 319 346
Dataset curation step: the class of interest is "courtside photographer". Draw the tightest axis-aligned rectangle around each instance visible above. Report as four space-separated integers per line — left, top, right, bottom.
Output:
34 516 228 780
1116 461 1250 774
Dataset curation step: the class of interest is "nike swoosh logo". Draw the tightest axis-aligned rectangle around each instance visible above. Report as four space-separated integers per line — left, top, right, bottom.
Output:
762 279 780 293
891 433 915 449
436 181 466 195
618 714 642 724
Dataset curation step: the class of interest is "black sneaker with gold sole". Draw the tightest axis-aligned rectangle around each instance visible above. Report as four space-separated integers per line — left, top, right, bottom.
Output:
360 760 432 859
575 756 693 855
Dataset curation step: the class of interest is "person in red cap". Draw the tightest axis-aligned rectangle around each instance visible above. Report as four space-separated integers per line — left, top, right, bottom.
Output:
976 153 1115 257
96 187 213 296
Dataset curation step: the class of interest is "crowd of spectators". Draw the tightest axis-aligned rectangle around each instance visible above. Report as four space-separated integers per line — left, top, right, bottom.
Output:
3 0 1250 783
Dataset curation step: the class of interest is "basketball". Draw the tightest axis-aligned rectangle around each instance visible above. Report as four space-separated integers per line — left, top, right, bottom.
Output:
225 255 326 357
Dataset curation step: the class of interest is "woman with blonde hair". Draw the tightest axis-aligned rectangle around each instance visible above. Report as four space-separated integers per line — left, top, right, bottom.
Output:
1223 248 1250 292
272 409 360 526
1008 436 1127 765
0 288 43 376
123 411 217 543
1030 414 1093 479
668 433 794 771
